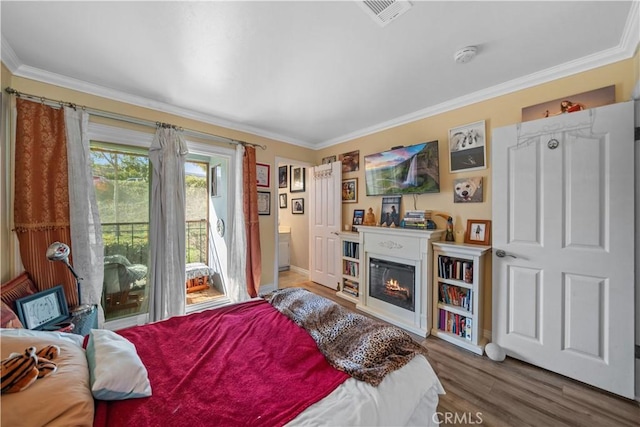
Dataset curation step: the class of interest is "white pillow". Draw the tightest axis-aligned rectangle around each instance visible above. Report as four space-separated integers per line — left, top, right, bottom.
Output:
86 329 152 400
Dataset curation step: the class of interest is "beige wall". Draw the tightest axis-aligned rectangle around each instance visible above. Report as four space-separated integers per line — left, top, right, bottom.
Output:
316 57 638 332
276 162 309 271
3 55 637 333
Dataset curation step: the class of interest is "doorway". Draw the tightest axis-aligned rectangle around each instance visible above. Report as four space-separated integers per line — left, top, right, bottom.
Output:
274 157 311 290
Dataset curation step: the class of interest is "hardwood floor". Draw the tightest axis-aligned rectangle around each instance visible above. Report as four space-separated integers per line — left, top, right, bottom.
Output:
279 280 640 427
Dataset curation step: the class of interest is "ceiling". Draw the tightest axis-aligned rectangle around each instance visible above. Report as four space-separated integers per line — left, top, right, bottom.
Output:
1 1 637 149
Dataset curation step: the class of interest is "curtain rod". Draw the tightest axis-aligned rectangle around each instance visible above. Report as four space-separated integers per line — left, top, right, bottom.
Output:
4 87 267 150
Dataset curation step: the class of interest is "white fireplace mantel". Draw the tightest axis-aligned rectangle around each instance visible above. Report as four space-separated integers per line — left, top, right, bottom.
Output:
356 226 443 337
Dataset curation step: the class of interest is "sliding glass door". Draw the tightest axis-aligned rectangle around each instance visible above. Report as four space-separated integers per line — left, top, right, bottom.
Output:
91 143 150 322
89 124 236 327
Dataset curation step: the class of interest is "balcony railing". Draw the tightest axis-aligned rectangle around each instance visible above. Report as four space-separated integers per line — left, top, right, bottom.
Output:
102 220 208 265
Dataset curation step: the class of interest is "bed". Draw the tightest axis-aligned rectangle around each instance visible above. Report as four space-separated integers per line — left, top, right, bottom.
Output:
1 287 444 426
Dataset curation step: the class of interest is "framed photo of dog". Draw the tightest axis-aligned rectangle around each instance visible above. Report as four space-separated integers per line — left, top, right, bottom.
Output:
448 120 487 173
453 176 483 203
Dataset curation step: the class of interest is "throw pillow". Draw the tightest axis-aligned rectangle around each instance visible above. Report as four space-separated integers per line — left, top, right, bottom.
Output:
1 272 38 311
0 301 24 329
85 329 152 400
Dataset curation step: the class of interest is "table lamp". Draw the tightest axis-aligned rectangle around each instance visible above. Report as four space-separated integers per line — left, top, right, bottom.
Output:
46 241 82 306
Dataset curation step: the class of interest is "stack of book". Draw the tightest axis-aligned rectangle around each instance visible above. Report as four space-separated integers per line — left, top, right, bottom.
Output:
402 210 435 229
342 279 359 297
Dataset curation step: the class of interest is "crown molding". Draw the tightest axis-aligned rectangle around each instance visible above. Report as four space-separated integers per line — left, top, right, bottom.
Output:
1 37 21 72
4 51 315 150
317 2 640 149
4 1 638 151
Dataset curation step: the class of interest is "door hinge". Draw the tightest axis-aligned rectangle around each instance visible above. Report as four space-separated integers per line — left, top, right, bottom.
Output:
635 344 640 359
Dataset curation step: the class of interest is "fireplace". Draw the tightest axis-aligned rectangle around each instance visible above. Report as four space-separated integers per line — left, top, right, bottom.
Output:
369 258 415 312
356 226 443 337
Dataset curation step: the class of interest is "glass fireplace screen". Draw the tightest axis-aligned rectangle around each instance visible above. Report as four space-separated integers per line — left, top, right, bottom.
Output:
369 257 415 312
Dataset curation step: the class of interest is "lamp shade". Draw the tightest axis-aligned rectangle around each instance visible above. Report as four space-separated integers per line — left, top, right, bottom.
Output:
46 242 71 262
46 241 82 305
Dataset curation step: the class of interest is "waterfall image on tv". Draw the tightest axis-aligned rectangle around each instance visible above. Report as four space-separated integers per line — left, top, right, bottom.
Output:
364 141 440 196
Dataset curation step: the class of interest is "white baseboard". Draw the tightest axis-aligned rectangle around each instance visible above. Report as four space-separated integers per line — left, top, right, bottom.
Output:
289 265 309 276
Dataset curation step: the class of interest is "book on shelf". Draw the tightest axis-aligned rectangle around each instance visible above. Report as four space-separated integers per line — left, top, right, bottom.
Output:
343 260 359 277
438 283 472 310
343 278 359 289
438 256 473 283
342 241 360 259
342 283 358 297
438 309 472 340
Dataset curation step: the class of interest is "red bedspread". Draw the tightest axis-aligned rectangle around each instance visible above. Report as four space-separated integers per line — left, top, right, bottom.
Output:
94 299 349 427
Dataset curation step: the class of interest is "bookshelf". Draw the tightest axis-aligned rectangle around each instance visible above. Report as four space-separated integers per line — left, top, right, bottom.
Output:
337 231 360 303
431 241 490 355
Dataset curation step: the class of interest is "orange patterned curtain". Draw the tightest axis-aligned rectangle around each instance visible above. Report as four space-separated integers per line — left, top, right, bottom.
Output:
14 99 78 306
243 146 262 297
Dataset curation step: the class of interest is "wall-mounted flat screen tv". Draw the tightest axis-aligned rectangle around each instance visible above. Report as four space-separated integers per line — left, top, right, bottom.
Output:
364 141 440 196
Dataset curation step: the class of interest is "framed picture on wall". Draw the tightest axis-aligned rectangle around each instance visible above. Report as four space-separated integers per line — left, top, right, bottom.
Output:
256 163 270 188
342 178 357 203
290 166 305 192
448 120 487 173
292 198 304 214
257 191 270 215
279 193 287 209
339 150 360 173
278 165 288 188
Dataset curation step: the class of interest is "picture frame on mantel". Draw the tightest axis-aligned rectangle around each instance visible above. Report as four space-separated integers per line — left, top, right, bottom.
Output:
464 219 491 245
352 209 365 232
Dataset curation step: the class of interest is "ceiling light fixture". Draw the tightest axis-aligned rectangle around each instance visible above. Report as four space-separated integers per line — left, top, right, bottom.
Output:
454 46 478 64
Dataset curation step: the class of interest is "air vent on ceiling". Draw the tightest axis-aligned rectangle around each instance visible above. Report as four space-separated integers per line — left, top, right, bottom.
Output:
359 0 413 27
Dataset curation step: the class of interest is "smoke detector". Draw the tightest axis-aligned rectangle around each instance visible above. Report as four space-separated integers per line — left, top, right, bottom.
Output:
359 0 413 27
454 46 478 64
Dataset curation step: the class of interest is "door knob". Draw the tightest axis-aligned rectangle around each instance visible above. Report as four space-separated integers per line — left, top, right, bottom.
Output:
496 249 517 258
331 231 340 236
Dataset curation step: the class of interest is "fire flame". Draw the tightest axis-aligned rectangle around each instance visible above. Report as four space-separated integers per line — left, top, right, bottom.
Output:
386 279 408 293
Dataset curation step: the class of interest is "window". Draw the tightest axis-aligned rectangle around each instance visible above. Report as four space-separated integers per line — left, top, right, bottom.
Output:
88 123 236 327
91 143 150 322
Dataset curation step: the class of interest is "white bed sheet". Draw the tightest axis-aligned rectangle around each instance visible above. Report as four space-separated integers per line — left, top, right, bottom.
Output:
289 354 445 427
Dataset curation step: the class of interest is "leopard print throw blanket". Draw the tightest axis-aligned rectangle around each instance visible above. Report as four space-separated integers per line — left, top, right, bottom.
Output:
264 287 427 386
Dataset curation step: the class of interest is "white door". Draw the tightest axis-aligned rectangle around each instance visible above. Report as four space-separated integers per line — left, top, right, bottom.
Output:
492 101 635 398
309 162 342 289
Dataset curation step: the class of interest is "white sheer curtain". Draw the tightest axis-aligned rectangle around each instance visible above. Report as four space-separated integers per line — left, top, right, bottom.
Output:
148 126 188 321
64 107 105 324
227 144 249 303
